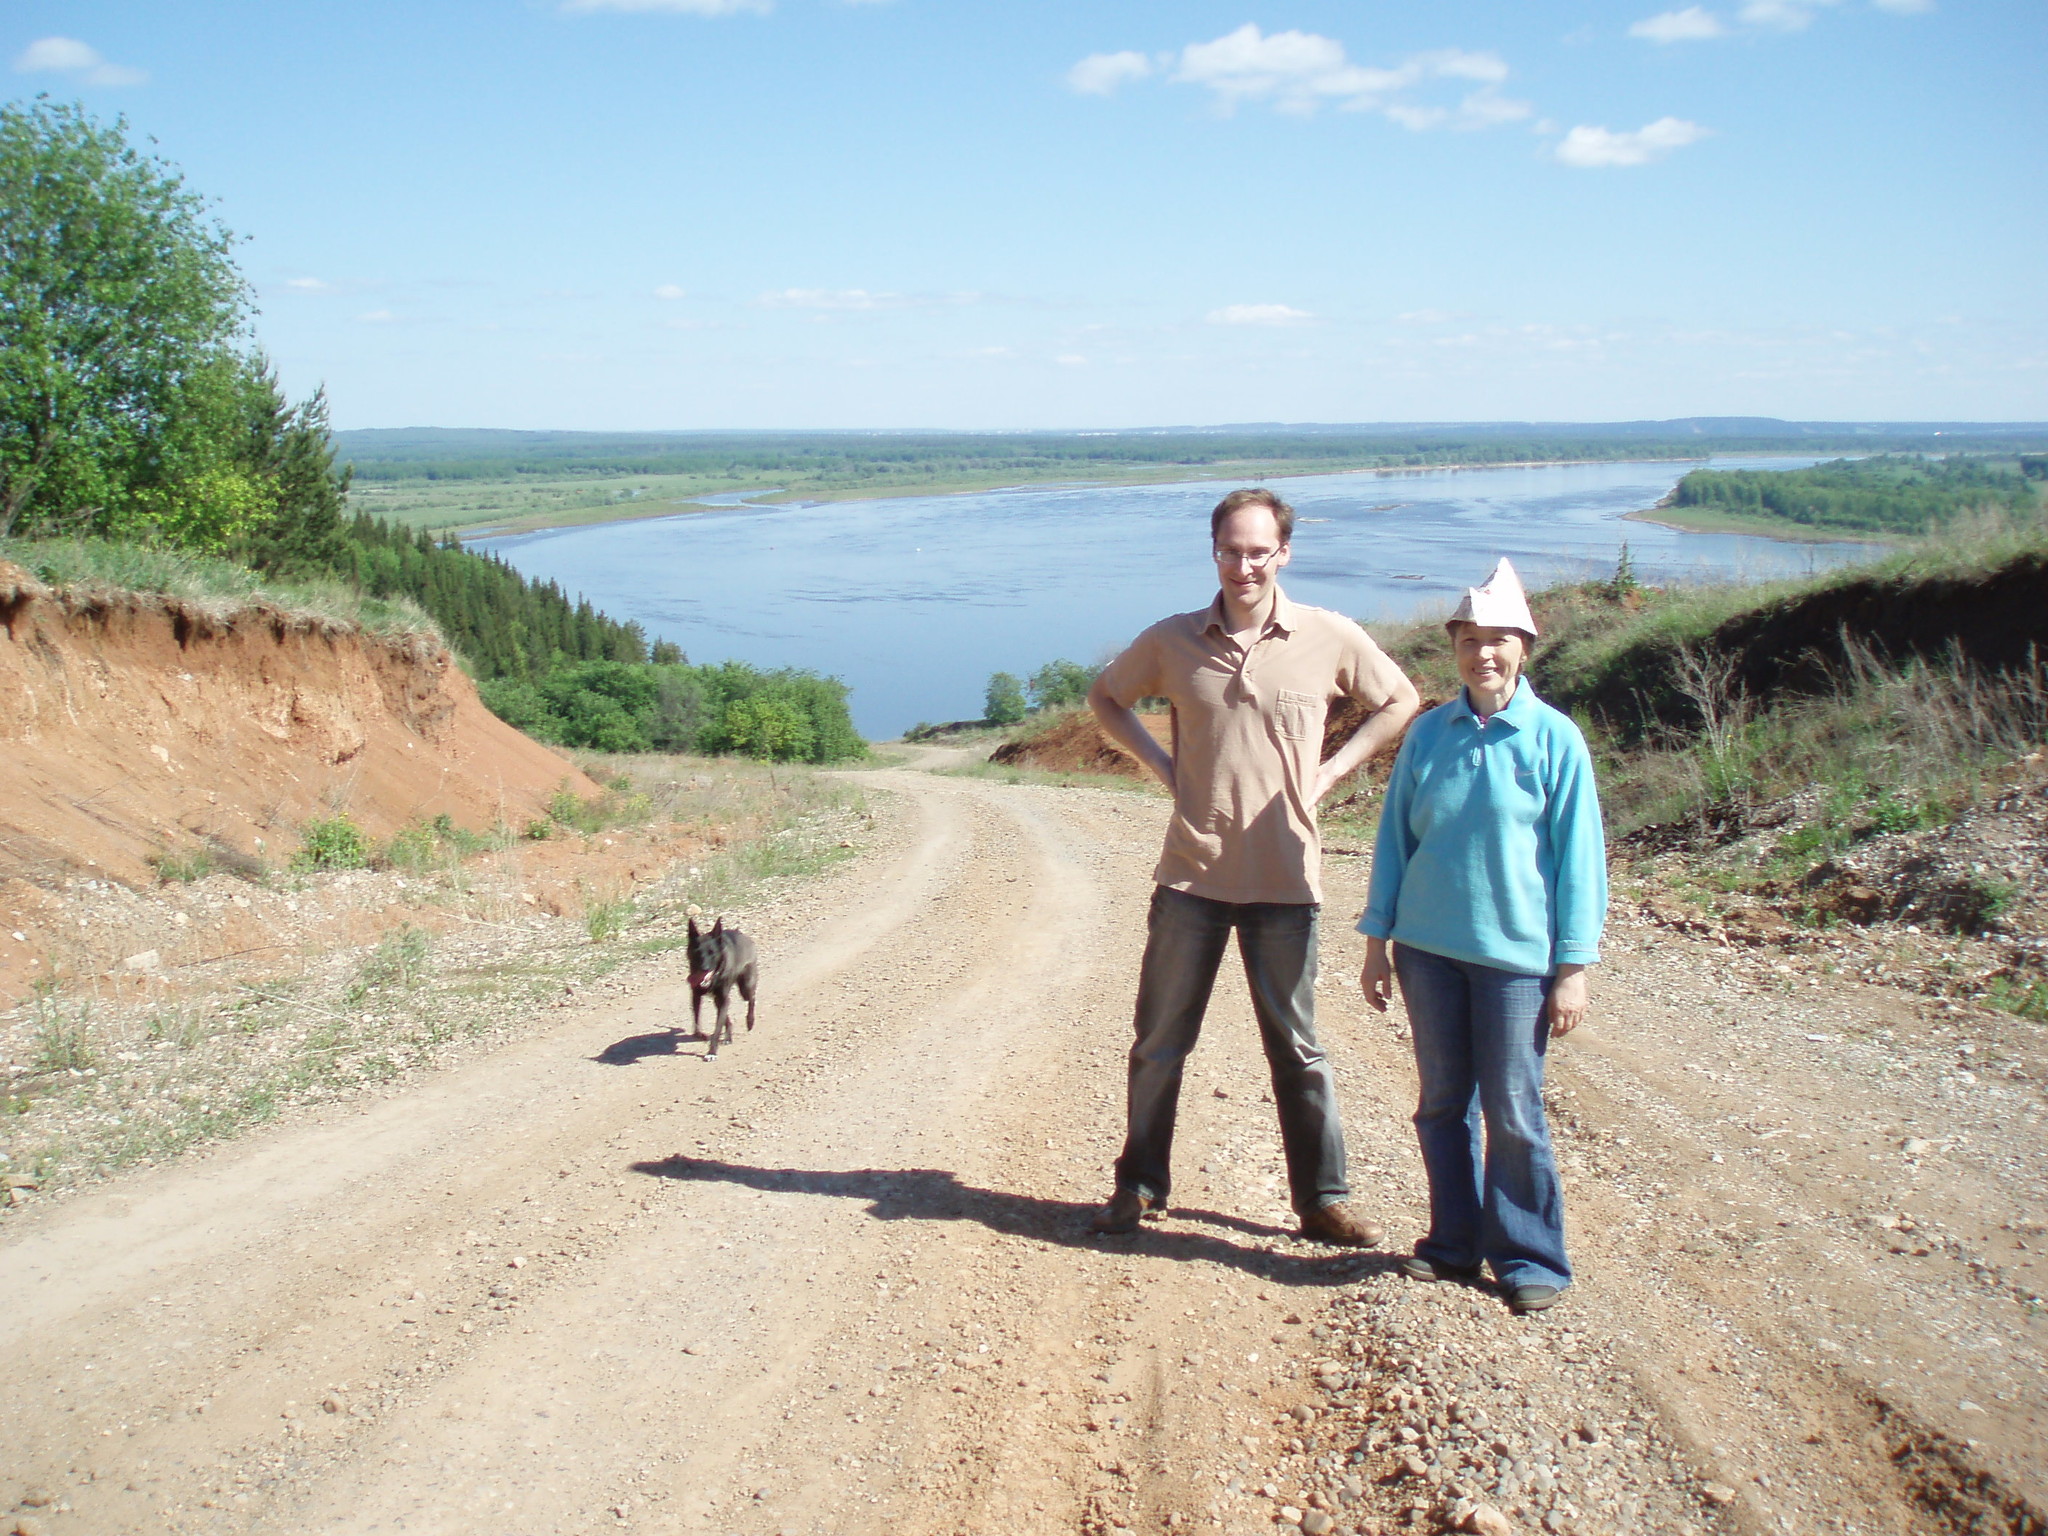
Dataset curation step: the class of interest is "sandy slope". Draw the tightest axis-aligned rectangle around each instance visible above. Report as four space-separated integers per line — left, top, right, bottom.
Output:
2 755 2042 1536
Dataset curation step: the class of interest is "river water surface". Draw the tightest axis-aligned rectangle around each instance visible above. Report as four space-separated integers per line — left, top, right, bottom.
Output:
477 457 1881 739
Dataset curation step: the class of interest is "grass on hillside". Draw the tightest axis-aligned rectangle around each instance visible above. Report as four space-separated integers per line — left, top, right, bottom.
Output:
1351 510 2048 916
0 752 869 1193
0 536 442 642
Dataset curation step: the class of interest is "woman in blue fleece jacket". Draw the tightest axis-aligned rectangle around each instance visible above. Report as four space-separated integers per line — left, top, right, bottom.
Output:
1357 559 1606 1314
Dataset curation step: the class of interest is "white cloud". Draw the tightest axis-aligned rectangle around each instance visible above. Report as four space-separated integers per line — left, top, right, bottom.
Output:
759 288 902 311
561 0 771 14
284 277 335 293
356 309 397 324
756 287 982 312
653 283 687 300
1396 309 1461 325
1635 0 1918 38
1554 116 1711 167
1629 7 1729 42
12 36 147 86
1067 51 1153 96
1739 0 1815 27
1056 354 1089 367
1207 303 1313 326
1119 25 1530 131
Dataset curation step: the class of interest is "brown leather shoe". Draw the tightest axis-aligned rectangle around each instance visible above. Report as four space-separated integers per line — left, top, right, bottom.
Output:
1298 1202 1385 1248
1088 1189 1162 1235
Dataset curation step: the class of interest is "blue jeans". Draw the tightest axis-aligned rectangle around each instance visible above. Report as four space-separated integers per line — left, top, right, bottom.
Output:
1394 943 1571 1290
1113 886 1349 1217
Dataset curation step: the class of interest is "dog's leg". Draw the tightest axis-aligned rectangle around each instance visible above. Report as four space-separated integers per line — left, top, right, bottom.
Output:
741 966 757 1032
690 987 706 1039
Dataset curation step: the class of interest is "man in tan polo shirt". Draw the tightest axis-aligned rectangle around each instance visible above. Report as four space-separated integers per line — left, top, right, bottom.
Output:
1085 486 1420 1241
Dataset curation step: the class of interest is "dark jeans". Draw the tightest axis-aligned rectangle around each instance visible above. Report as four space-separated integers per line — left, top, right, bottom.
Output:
1394 943 1571 1290
1113 886 1349 1217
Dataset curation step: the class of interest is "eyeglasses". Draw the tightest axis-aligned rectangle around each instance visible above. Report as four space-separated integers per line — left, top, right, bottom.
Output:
1213 546 1284 570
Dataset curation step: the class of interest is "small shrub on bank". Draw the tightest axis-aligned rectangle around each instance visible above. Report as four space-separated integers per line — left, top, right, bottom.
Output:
150 848 215 883
295 816 370 871
585 895 635 944
379 812 504 874
351 925 431 995
30 984 96 1075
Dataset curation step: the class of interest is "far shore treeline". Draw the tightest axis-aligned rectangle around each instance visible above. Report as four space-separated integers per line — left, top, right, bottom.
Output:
332 421 2048 502
0 99 864 765
1669 454 2044 536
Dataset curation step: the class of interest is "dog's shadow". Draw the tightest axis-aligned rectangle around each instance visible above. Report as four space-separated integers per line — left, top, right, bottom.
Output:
593 1029 713 1066
628 1156 1406 1288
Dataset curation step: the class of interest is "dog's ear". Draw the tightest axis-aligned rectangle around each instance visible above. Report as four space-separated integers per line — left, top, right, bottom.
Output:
687 917 699 939
713 916 724 934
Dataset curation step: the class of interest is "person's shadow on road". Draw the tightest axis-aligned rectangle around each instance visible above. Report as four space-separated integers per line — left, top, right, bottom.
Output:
627 1155 1402 1288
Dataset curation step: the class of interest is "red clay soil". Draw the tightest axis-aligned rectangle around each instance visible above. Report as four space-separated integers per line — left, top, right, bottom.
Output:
987 709 1169 779
0 560 598 894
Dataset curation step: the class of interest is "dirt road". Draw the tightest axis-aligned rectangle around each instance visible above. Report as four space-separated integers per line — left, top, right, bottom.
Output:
4 753 2044 1536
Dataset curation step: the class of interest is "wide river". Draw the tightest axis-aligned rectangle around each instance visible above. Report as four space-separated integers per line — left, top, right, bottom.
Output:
477 456 1881 740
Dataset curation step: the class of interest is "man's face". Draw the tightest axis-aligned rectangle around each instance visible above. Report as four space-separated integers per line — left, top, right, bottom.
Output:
1213 507 1291 609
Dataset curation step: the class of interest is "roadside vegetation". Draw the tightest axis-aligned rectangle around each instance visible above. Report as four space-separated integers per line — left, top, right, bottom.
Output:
0 754 868 1196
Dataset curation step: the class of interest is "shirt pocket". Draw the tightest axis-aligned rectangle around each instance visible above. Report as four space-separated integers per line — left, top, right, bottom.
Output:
1273 688 1323 743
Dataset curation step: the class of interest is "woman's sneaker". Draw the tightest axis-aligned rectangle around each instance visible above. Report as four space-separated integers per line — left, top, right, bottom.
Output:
1400 1254 1483 1282
1508 1284 1562 1313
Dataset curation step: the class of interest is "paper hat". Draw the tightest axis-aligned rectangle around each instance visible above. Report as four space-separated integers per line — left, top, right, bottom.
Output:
1446 557 1538 639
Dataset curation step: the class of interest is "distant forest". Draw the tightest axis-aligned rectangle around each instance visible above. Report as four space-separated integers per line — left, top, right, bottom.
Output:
1668 455 2042 535
334 422 2048 488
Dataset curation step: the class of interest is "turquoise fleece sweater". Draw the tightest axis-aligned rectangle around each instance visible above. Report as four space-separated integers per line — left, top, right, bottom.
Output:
1357 683 1607 975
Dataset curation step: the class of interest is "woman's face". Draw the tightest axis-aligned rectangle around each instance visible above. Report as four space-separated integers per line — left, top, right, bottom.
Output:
1454 624 1527 696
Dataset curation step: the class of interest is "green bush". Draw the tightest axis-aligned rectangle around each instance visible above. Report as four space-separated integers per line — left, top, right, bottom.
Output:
1028 659 1098 711
721 695 815 761
984 671 1027 725
485 655 863 764
295 816 370 871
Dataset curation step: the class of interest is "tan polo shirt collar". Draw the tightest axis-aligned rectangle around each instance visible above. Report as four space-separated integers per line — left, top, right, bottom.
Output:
1199 586 1300 642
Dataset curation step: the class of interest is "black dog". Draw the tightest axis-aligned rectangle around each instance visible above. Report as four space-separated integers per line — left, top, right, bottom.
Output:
685 916 758 1061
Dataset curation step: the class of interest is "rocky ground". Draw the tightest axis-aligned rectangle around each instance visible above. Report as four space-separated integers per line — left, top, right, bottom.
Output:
2 748 2042 1536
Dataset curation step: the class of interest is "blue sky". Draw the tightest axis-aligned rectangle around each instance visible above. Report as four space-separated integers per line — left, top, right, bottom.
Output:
7 1 2042 429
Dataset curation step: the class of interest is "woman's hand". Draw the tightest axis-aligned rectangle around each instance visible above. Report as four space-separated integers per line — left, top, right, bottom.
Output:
1547 964 1589 1037
1359 938 1395 1013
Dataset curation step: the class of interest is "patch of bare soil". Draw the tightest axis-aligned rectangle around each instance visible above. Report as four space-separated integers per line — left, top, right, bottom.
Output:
0 560 597 982
990 709 1170 779
1 755 2041 1536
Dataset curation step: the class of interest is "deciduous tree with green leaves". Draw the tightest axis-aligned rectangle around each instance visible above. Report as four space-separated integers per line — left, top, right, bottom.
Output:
0 98 252 540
